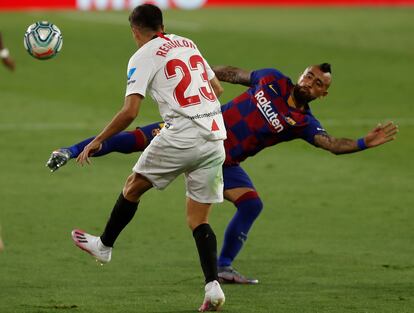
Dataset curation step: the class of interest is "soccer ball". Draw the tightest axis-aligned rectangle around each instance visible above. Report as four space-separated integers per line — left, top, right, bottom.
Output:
24 21 63 60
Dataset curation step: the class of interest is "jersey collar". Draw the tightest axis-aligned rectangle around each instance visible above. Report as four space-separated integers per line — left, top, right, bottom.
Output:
152 32 171 41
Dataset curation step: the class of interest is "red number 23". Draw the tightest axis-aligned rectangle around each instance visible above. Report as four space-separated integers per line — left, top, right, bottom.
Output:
165 54 216 108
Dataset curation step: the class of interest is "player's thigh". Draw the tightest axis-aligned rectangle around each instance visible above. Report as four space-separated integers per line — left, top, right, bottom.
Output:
185 140 225 204
222 164 256 202
133 134 194 189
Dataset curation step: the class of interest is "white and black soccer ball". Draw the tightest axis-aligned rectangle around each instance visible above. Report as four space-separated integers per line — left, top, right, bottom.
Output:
24 21 63 60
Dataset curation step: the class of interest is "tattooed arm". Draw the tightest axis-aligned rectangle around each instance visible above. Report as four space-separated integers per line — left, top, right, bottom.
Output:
212 66 251 87
314 133 360 155
314 122 398 155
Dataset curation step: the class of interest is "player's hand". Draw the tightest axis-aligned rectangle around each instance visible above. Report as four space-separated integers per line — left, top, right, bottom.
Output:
364 121 398 148
76 140 102 166
2 56 15 71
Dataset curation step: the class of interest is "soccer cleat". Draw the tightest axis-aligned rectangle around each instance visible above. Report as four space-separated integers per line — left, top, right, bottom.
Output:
46 148 71 172
218 266 259 285
198 280 225 312
71 229 112 264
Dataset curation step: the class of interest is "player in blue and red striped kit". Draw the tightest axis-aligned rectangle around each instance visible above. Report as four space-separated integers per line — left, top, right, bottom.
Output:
47 63 398 284
220 66 326 165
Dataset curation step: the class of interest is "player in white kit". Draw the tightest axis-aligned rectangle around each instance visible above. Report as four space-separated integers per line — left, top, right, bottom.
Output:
71 4 226 311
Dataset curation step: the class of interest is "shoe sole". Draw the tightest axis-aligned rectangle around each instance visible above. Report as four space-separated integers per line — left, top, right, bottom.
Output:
198 298 225 312
211 297 225 311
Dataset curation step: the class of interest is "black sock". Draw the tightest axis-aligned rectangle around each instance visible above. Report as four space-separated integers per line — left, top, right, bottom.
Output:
100 193 139 247
193 223 218 284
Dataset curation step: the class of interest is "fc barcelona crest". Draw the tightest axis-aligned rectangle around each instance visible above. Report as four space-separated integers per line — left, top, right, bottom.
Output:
285 116 296 126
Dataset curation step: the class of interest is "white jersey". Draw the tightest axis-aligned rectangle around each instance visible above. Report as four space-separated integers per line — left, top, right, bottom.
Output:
125 33 226 141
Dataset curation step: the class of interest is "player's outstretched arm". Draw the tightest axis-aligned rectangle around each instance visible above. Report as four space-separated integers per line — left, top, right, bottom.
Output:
314 121 398 155
212 66 251 87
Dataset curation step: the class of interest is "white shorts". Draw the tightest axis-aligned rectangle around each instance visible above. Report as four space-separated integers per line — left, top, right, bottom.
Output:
133 132 225 203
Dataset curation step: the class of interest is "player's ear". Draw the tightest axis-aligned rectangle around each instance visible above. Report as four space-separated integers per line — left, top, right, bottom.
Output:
131 26 142 41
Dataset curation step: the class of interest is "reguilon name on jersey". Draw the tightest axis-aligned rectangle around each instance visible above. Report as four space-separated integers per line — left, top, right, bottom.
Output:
254 90 284 133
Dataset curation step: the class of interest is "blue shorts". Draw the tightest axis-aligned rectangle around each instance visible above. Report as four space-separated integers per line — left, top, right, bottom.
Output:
223 164 255 191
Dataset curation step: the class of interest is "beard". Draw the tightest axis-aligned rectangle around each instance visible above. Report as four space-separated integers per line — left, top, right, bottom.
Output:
293 85 316 104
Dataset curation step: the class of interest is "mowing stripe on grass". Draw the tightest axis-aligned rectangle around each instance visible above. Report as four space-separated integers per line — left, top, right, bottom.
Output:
0 118 410 131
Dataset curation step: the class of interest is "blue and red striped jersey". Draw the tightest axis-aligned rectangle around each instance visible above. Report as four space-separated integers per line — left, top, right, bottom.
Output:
221 68 326 165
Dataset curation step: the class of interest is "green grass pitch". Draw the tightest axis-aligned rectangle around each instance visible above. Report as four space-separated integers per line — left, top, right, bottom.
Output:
0 7 413 313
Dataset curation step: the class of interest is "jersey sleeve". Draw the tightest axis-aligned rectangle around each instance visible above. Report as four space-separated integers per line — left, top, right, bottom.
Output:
125 55 156 98
301 115 327 146
250 68 286 86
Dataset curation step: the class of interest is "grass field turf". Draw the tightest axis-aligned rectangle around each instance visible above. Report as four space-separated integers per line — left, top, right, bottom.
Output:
0 7 413 313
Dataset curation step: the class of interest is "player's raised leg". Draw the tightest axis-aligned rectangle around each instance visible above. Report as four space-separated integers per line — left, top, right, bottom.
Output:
46 122 163 172
46 131 139 172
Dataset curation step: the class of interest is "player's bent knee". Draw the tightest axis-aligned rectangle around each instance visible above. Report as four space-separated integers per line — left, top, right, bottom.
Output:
251 196 263 218
123 172 153 202
235 190 263 219
187 218 209 231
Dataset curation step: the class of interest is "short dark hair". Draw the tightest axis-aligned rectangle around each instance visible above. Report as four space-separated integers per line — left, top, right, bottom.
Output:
128 4 163 31
318 63 332 74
